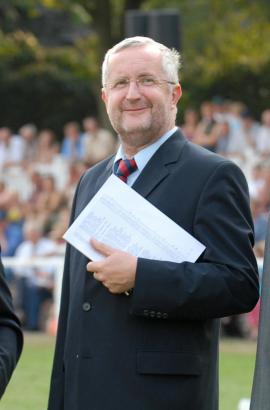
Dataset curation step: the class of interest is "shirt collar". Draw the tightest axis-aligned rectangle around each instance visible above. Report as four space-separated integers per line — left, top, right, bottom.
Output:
113 127 178 172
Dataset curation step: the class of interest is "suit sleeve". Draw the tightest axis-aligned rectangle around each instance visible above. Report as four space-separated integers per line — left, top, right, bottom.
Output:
0 256 23 398
130 161 259 320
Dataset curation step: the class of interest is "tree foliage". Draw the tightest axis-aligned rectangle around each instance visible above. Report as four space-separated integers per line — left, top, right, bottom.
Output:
0 0 269 131
0 29 98 134
144 0 270 117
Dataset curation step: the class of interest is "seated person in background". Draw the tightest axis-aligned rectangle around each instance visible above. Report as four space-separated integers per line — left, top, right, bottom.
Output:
193 101 218 151
14 220 56 331
256 109 270 158
82 116 118 166
0 127 24 169
0 251 23 398
34 129 58 164
18 123 38 166
251 198 269 258
31 129 69 191
179 108 199 141
0 181 17 209
60 122 84 162
0 209 23 258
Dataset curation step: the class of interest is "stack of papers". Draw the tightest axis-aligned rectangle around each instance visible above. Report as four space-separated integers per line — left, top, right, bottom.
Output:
63 175 205 263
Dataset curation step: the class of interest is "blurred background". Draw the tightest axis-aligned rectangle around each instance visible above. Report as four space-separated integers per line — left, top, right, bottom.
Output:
1 0 270 131
0 1 269 409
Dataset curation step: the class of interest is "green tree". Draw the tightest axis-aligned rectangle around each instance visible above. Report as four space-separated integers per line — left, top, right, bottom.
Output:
1 0 270 129
0 29 98 134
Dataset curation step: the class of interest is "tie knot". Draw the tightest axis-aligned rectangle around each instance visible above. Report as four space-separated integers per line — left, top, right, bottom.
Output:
114 158 138 183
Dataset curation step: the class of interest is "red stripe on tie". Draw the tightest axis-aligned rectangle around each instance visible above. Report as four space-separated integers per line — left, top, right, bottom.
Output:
114 158 137 183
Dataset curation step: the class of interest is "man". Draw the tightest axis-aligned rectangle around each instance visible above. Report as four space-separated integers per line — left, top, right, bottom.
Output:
0 250 23 398
14 220 56 331
0 127 24 169
82 116 118 167
48 37 259 410
60 122 84 162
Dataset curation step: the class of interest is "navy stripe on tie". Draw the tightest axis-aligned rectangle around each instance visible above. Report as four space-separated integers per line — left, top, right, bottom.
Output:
114 158 137 183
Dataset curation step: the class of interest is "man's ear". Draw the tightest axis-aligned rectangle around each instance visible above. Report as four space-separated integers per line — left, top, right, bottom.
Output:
172 83 182 107
101 88 107 105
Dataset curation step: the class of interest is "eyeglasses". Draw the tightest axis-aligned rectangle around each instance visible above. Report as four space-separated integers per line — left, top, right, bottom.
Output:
104 76 176 91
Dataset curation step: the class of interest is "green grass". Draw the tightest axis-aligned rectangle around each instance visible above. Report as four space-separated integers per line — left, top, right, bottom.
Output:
220 338 256 410
1 334 256 410
1 333 54 410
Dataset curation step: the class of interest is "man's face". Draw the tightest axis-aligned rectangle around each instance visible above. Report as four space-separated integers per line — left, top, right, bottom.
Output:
102 45 181 154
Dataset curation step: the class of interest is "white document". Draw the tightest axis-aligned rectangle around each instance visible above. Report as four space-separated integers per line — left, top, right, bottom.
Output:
63 175 205 263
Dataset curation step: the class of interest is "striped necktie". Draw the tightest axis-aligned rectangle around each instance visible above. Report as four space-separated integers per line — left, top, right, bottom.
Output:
113 158 137 183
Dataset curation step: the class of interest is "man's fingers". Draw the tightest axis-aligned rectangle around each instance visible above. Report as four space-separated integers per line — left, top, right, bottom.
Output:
93 272 103 282
90 238 116 256
86 260 102 272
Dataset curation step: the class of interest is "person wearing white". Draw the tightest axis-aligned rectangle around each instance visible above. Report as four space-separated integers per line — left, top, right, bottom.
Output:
14 221 56 330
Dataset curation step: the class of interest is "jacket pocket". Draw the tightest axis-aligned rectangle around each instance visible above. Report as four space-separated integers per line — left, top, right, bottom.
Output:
136 351 202 376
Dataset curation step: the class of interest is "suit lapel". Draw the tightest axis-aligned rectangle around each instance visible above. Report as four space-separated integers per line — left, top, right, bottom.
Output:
78 156 114 214
132 129 187 198
95 156 114 190
83 129 187 205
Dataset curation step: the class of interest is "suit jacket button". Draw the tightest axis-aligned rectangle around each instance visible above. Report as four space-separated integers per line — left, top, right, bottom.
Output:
82 302 92 312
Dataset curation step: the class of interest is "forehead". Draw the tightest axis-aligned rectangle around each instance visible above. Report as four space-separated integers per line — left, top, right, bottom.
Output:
107 45 164 78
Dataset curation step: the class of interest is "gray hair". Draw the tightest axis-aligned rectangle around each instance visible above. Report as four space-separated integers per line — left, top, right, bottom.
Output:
102 36 181 87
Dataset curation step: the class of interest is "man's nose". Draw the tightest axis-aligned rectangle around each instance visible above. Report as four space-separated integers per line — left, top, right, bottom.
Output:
125 80 141 99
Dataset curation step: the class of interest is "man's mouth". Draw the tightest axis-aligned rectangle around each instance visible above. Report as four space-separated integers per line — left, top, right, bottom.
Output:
122 106 150 112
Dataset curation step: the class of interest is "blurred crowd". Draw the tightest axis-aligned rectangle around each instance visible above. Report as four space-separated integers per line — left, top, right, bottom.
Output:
181 99 270 260
0 116 118 331
0 101 269 336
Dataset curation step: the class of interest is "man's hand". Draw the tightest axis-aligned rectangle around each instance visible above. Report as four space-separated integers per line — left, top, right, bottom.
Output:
86 238 137 294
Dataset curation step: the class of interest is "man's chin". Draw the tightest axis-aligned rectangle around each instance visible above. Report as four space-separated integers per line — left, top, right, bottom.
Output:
121 117 151 132
120 124 149 138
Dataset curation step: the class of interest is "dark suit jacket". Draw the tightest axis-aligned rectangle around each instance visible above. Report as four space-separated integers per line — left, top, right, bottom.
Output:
48 130 259 410
0 253 23 398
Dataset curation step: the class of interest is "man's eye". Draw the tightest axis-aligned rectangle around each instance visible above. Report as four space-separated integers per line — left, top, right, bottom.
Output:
140 77 156 86
113 79 128 89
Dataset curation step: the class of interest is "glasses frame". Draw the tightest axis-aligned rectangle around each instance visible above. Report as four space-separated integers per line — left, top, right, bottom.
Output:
104 76 176 91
